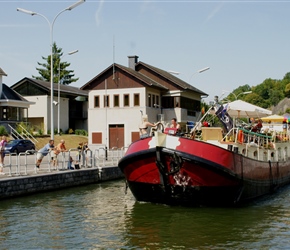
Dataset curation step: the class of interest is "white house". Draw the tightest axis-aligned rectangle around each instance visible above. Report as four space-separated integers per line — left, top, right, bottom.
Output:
81 56 208 150
11 78 88 134
0 68 34 132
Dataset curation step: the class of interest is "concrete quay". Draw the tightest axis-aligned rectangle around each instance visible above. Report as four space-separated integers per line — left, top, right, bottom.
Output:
0 153 124 200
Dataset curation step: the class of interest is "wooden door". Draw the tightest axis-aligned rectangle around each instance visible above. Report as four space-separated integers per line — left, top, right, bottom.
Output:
109 124 124 149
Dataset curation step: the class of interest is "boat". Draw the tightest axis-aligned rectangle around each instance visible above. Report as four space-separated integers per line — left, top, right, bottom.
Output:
118 97 290 206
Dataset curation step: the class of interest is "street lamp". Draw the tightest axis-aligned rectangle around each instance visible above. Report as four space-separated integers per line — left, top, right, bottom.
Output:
57 49 78 134
17 0 85 140
223 90 252 100
168 67 210 82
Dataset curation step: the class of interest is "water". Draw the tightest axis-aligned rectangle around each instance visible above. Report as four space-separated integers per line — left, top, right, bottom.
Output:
1 180 290 249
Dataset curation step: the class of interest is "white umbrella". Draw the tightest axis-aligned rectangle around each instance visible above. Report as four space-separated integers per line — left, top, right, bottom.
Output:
226 100 272 118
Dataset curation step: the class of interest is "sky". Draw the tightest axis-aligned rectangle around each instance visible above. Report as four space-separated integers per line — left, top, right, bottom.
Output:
1 0 290 103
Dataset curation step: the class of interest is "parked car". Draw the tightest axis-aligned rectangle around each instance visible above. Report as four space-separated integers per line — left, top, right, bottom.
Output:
4 139 35 154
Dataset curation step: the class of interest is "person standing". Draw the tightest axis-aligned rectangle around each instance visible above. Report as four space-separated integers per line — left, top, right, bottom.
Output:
51 146 60 169
139 115 159 139
36 140 55 169
0 135 7 175
56 139 67 153
82 142 90 166
77 142 83 162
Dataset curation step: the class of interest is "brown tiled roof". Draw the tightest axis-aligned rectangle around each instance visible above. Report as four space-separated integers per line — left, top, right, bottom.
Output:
81 63 169 90
116 64 168 90
137 62 208 96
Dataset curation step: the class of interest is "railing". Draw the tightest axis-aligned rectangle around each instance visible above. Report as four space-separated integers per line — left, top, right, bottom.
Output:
1 146 127 176
8 124 38 144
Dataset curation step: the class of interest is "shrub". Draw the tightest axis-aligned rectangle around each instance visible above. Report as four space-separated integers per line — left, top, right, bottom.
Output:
68 128 74 134
0 126 8 136
75 129 88 136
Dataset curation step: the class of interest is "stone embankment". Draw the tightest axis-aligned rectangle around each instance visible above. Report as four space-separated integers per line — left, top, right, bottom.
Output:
0 166 123 199
0 146 126 199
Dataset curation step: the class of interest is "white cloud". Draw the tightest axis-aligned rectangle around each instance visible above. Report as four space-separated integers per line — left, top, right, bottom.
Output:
95 0 105 27
204 2 225 25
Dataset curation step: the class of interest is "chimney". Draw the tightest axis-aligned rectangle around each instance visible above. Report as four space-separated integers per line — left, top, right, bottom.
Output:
0 68 7 99
128 55 139 70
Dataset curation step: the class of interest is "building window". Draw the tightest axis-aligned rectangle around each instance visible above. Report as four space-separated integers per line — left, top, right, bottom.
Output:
124 94 129 107
114 95 119 107
94 96 100 108
104 95 109 107
134 94 140 106
148 94 152 107
156 95 159 107
175 96 180 107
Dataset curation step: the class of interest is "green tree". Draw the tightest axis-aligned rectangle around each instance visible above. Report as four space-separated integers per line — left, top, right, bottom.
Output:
32 42 79 85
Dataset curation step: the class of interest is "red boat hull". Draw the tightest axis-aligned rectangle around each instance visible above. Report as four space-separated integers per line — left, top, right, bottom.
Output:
119 136 290 206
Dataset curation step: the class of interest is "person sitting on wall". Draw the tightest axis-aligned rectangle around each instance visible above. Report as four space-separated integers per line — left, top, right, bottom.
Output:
139 115 160 139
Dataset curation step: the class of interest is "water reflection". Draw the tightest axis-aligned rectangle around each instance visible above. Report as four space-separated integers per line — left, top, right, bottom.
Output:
123 185 290 249
0 180 290 249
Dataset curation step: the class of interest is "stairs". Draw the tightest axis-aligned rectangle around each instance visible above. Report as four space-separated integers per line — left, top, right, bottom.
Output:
8 124 38 144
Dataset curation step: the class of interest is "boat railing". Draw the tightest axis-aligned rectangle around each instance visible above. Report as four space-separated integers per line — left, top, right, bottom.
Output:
222 127 290 149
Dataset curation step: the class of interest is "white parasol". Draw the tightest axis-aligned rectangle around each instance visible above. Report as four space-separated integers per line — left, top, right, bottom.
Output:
226 100 272 118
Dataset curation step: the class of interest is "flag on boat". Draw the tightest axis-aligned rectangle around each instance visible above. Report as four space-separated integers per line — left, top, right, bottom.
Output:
215 105 233 132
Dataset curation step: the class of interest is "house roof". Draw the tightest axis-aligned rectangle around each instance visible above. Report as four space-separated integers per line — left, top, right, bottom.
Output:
1 84 29 101
81 63 169 90
0 83 34 108
11 77 88 97
0 68 7 76
137 61 208 96
116 63 169 90
81 59 208 96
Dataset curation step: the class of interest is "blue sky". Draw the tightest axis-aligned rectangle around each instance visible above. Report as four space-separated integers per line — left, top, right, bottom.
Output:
1 0 290 102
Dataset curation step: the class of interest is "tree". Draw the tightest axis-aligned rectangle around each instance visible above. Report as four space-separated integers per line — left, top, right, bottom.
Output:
32 42 79 85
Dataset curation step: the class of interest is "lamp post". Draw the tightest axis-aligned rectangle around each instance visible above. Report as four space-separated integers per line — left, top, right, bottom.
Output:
223 90 252 100
57 49 78 134
168 67 210 82
17 0 85 140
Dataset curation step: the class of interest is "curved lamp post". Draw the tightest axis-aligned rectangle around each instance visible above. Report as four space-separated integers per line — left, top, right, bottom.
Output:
168 67 210 82
17 0 85 140
223 90 252 100
57 49 78 134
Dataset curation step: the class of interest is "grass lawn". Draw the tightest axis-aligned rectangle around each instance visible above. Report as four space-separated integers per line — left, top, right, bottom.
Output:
33 134 88 150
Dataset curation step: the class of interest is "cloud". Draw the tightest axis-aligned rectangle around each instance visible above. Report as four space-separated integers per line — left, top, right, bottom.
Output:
95 0 105 27
204 2 225 25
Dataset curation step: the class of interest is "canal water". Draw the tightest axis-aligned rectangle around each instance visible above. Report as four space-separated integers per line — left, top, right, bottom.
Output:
1 179 290 249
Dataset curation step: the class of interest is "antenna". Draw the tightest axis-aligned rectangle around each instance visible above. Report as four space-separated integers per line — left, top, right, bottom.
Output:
112 35 115 80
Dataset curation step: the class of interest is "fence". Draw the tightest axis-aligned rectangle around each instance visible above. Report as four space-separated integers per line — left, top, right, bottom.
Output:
2 146 127 177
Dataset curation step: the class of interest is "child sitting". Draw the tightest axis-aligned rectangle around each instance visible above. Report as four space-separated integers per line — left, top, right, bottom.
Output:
67 156 80 170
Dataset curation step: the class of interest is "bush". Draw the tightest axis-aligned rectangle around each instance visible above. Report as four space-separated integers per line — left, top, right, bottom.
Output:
75 129 88 136
67 128 74 134
0 126 8 136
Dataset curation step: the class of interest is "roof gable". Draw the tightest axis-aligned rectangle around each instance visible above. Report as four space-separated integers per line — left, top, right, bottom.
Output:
136 61 208 96
0 68 7 76
81 64 168 91
11 78 88 97
1 84 29 101
80 59 208 97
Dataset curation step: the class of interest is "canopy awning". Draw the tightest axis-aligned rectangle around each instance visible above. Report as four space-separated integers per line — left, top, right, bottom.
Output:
226 100 272 118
